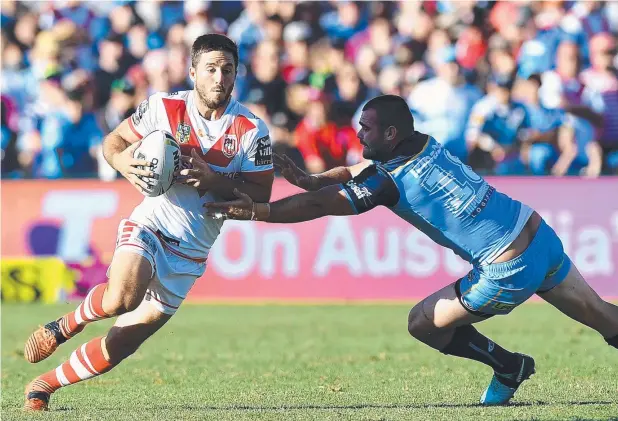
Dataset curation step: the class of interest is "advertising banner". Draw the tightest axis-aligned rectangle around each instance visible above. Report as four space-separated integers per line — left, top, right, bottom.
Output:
2 177 617 301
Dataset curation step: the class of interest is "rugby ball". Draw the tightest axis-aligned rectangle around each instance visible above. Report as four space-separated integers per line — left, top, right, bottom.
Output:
133 130 181 197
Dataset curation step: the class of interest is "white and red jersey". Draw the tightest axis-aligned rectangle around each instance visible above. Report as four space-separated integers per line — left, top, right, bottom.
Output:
126 90 273 260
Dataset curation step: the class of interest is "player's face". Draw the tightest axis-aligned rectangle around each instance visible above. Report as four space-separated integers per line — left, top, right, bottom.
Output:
192 50 236 110
357 109 389 161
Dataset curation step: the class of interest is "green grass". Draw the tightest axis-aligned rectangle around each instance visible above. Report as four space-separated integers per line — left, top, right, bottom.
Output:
2 302 617 421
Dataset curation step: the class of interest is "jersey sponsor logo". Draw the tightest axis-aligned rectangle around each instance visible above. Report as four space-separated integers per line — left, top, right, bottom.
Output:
222 134 239 158
175 122 191 144
254 135 272 166
412 143 489 217
215 170 240 179
131 100 149 126
492 302 515 311
136 230 159 256
470 186 495 217
347 180 372 200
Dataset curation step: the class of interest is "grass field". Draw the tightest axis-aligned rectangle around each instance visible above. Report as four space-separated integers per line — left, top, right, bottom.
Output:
2 302 617 421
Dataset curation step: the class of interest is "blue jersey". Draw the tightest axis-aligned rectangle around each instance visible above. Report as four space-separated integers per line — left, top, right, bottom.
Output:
525 104 565 133
340 134 533 265
466 96 530 147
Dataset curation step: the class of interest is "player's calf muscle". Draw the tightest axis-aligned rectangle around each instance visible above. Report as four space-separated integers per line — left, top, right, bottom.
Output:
104 304 171 364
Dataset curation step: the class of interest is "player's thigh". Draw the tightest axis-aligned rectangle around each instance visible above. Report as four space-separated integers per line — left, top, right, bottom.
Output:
408 281 488 337
106 249 154 312
537 262 617 336
105 219 159 312
104 300 172 363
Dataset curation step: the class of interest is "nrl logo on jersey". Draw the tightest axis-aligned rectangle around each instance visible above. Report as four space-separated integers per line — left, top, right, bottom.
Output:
175 122 191 144
222 134 239 158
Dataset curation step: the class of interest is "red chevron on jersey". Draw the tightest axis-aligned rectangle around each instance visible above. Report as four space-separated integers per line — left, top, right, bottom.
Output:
204 115 256 167
161 98 202 155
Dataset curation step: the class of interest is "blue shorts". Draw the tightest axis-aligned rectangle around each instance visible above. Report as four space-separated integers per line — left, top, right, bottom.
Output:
457 220 572 317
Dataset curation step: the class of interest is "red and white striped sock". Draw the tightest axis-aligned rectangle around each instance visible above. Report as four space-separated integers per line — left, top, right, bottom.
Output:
35 337 113 393
59 283 110 339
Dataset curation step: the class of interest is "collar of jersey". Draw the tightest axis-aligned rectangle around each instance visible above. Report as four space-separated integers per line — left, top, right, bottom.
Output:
190 90 237 121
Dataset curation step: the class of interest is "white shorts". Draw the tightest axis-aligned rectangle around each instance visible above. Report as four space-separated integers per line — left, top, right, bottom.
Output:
109 219 207 315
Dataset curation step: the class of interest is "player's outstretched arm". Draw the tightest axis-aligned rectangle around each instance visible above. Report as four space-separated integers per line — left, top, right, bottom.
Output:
274 154 371 191
102 118 155 192
205 185 356 223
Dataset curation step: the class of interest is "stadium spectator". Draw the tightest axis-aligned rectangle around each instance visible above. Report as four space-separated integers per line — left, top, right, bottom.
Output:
294 89 361 173
581 33 618 174
328 61 368 124
238 40 287 118
2 0 617 179
466 74 529 175
1 94 20 176
540 41 604 177
93 33 134 109
514 74 566 175
408 46 482 161
281 21 312 84
320 1 368 43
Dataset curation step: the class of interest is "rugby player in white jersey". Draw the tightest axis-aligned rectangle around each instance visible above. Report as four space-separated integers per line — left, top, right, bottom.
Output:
23 34 274 411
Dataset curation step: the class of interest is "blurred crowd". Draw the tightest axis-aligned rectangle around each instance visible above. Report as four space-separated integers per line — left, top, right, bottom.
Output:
2 0 618 179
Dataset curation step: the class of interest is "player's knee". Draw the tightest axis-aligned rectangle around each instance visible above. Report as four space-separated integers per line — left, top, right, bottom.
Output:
102 289 142 315
408 304 431 339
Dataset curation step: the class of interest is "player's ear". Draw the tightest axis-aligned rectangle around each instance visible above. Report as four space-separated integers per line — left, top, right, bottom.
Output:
385 125 397 142
189 66 196 83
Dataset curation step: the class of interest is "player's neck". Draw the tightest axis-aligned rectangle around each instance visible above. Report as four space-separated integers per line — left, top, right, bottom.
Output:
194 93 231 121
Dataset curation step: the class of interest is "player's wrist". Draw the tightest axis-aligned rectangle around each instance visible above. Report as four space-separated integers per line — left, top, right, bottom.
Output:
253 203 271 221
305 175 320 191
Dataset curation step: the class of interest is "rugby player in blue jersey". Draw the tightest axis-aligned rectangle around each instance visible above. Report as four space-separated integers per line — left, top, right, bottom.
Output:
203 95 618 405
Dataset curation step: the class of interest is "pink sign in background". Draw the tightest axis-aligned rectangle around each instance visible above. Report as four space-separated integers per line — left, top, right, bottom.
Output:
2 177 617 301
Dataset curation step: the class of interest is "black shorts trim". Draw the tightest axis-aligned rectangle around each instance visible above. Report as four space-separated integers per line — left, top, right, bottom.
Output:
454 278 495 319
536 283 559 294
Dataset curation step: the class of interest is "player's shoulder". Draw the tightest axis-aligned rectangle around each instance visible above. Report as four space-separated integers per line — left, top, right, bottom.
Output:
140 91 190 110
231 100 269 140
157 90 191 101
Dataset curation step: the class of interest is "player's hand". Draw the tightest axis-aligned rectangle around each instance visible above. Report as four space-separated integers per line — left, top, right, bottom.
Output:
113 141 155 192
204 188 254 220
273 153 314 190
174 149 216 190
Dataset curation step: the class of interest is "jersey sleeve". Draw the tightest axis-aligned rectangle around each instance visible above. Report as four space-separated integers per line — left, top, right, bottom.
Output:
127 92 166 139
240 119 273 173
339 164 400 214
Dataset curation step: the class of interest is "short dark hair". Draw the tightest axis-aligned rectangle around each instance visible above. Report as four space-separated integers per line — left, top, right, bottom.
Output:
362 95 415 135
191 33 239 69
